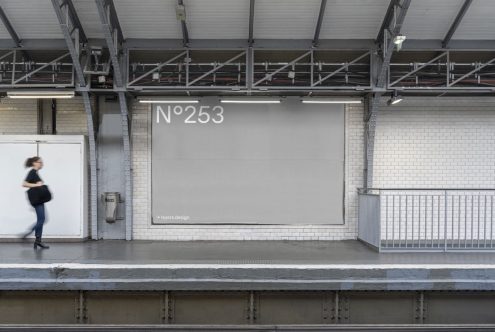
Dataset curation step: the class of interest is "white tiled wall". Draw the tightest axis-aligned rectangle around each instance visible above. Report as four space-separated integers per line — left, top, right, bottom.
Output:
56 98 90 135
0 99 38 134
3 95 494 241
374 97 495 189
131 101 365 240
373 97 495 243
0 96 90 135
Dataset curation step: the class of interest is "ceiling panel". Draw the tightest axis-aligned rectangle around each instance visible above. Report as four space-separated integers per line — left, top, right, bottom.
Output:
0 14 11 39
0 0 62 39
72 0 103 39
453 0 495 39
254 0 320 39
113 0 181 39
402 0 464 40
187 0 249 39
320 0 389 39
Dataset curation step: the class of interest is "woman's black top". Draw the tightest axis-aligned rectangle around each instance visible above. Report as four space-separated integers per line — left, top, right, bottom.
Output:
25 169 51 206
25 169 42 184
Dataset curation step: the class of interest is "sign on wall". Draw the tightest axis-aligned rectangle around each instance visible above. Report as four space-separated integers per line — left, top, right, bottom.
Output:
152 97 345 224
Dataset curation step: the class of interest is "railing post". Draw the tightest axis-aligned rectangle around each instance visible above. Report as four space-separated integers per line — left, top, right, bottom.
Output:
444 190 448 252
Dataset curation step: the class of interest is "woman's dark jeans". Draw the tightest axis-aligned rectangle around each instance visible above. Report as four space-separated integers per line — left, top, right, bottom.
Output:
33 204 45 238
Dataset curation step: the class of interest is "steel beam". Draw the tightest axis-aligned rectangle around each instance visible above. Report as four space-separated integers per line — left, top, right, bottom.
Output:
52 0 98 239
177 0 190 47
118 91 132 241
0 6 20 47
312 51 370 86
0 38 486 52
96 0 132 240
448 56 495 87
127 51 187 86
364 94 380 189
389 51 448 87
13 52 70 84
187 51 246 86
65 0 88 44
248 0 255 46
106 0 123 44
376 0 411 88
376 0 399 44
312 0 327 47
442 0 473 48
366 0 410 188
253 51 311 86
0 6 31 61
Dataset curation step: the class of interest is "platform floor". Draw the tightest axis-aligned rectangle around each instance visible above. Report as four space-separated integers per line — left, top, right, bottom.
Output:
2 239 495 264
0 240 494 291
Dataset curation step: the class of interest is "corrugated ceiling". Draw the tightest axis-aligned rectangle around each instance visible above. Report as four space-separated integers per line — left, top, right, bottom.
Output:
0 0 490 41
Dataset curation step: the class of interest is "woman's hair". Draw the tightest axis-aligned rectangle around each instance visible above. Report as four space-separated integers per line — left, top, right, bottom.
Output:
25 156 40 168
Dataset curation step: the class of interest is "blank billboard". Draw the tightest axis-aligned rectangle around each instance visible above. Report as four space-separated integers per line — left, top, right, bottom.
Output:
152 97 344 224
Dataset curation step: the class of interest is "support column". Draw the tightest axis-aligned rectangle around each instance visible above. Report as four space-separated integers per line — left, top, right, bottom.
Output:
95 0 133 240
364 93 379 189
52 0 98 239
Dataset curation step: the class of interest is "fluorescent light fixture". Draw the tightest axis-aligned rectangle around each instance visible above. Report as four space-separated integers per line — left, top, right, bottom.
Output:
387 91 403 105
220 98 280 104
7 91 75 99
301 98 362 104
393 34 406 51
139 98 199 104
390 97 403 105
393 34 406 45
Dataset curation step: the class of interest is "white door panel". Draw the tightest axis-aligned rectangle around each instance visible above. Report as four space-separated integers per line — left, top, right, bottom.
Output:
38 143 82 237
0 143 38 236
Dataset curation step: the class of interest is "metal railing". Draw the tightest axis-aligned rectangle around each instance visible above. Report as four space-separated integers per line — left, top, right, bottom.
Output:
358 188 495 252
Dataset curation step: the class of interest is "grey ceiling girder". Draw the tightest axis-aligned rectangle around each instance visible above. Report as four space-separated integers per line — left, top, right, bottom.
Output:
128 51 187 86
52 0 85 87
64 0 88 44
95 0 124 87
389 51 448 86
14 52 70 84
366 0 410 189
105 0 124 44
0 38 494 52
312 0 327 47
0 6 31 61
376 0 399 44
376 0 411 88
0 6 20 46
442 0 473 48
253 50 312 86
248 0 255 46
448 56 495 86
312 51 370 86
178 0 190 47
52 0 98 240
96 0 133 241
187 51 246 86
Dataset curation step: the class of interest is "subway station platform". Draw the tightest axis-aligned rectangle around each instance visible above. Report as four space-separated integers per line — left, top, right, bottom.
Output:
1 240 494 291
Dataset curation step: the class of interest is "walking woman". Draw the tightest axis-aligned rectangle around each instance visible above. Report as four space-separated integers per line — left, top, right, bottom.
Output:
22 156 50 249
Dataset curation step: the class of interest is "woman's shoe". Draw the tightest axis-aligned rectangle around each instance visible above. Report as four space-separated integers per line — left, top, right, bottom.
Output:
34 237 50 249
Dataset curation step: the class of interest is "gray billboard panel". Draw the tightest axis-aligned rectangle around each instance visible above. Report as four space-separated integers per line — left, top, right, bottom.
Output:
152 97 344 224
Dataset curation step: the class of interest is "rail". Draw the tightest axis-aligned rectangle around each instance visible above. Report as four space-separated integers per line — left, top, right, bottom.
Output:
358 188 495 252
